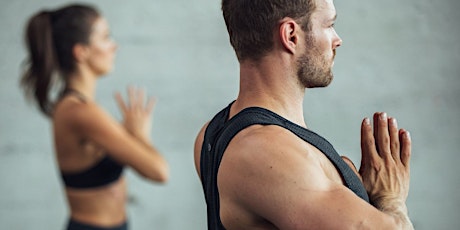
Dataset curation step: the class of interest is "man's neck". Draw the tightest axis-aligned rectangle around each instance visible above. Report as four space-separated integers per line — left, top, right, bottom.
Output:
231 56 307 128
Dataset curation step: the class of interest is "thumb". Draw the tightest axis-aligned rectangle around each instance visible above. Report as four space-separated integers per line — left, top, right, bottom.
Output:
341 156 362 182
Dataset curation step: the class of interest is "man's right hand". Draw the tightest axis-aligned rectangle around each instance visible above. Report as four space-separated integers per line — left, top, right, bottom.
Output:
359 112 413 228
359 112 411 207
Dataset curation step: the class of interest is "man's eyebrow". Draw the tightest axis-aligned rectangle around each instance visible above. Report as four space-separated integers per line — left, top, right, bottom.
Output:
323 14 337 25
324 14 337 24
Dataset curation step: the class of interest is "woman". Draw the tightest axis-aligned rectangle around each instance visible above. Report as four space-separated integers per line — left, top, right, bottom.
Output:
20 4 169 230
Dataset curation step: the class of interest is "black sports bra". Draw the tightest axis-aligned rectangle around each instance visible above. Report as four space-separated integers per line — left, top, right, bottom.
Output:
61 155 124 188
59 89 124 188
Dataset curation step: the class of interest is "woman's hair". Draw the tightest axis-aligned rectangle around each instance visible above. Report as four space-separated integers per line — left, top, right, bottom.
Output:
20 4 100 116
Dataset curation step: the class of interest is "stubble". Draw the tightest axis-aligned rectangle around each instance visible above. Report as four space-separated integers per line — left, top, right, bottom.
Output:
296 34 334 88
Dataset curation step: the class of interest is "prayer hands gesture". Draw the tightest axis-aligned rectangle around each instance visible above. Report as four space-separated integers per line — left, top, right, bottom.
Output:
115 86 156 143
343 112 411 212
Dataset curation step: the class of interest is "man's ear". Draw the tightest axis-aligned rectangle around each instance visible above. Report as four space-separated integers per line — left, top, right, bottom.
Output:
73 43 88 63
279 18 299 55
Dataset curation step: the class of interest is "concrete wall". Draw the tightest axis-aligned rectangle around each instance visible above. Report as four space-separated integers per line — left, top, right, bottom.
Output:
0 0 458 229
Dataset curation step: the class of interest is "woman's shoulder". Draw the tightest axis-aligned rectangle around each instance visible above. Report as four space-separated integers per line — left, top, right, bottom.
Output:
53 96 109 126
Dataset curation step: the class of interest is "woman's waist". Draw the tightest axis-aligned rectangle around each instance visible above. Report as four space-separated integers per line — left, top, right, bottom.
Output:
65 177 127 225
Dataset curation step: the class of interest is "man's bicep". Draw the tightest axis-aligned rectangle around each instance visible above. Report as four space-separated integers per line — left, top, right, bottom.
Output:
236 148 342 228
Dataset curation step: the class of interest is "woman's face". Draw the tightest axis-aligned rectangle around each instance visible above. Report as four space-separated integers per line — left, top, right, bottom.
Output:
84 17 117 76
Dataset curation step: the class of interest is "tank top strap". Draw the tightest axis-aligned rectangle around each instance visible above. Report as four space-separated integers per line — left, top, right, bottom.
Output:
60 88 87 103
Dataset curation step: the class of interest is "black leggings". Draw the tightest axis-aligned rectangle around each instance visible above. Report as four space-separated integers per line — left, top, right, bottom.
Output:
66 219 128 230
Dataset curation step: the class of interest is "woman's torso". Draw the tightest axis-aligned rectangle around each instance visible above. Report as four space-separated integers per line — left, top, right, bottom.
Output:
53 93 127 227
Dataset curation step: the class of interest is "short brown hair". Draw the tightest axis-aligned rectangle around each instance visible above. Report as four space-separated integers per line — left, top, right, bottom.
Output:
222 0 316 61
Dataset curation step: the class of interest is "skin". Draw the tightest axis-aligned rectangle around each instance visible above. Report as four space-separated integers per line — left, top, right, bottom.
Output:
194 0 413 229
53 17 169 227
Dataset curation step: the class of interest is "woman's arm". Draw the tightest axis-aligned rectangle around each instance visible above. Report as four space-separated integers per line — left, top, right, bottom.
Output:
66 87 169 183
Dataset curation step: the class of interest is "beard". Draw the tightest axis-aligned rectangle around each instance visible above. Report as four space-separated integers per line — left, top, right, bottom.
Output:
296 35 335 88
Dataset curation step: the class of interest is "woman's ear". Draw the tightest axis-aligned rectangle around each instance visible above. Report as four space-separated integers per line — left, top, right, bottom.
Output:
73 43 88 63
279 18 299 55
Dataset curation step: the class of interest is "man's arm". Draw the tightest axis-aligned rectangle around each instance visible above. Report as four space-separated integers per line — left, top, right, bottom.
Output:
217 113 412 229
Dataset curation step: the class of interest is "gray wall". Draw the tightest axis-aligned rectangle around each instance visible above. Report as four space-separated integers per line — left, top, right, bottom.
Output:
0 0 458 229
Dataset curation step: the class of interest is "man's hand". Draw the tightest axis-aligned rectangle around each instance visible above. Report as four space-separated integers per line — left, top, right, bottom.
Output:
359 112 411 207
355 112 413 229
343 112 413 228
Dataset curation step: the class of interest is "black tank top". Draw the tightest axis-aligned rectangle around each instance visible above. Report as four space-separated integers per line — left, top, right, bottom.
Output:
200 103 369 229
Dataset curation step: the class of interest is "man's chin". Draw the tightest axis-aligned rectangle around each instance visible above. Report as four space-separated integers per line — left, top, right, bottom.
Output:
305 74 333 88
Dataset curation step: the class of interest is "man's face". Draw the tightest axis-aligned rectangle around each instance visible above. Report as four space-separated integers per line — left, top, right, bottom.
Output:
297 0 342 88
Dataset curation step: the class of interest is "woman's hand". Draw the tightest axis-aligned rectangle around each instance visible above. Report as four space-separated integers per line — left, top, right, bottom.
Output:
114 86 156 144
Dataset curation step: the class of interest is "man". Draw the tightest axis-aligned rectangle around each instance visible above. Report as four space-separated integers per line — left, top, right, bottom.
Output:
194 0 414 229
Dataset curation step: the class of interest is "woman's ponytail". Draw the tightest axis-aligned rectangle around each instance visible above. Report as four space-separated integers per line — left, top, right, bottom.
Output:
20 11 57 117
20 5 99 117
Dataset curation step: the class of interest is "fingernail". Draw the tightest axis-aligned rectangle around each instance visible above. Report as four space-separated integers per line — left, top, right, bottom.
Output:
364 117 370 125
391 117 397 126
406 131 411 140
380 112 387 120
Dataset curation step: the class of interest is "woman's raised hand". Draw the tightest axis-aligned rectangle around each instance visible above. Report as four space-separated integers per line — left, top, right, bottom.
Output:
115 86 156 143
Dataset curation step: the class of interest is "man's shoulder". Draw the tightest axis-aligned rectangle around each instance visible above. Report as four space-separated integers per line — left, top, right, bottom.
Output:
234 124 297 146
226 124 315 164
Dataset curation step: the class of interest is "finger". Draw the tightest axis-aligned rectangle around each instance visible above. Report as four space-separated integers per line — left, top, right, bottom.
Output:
399 129 412 168
360 117 377 171
388 117 400 161
114 92 127 113
145 96 156 114
341 156 362 182
376 112 391 158
137 88 145 109
131 86 140 108
127 86 135 108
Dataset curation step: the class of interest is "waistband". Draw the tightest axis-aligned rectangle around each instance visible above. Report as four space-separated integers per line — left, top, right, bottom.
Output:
66 218 128 230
